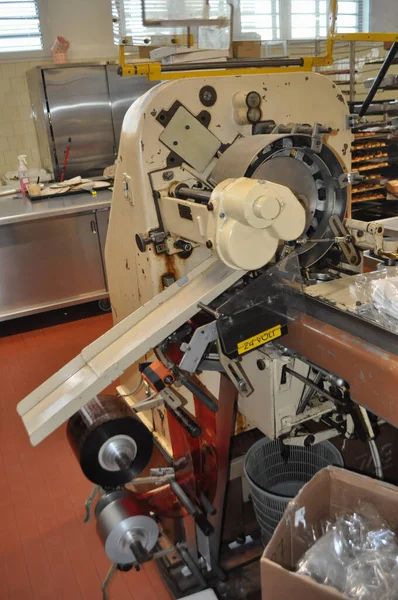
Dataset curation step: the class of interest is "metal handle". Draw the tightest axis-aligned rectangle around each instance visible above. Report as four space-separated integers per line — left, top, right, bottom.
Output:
169 479 214 537
180 376 218 413
129 539 152 564
90 220 97 234
165 404 202 438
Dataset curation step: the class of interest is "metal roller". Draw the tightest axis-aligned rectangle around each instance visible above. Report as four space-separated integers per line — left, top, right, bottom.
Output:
96 489 159 565
67 395 153 487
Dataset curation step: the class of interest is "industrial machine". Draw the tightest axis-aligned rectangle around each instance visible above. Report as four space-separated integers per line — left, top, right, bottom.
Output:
17 68 398 597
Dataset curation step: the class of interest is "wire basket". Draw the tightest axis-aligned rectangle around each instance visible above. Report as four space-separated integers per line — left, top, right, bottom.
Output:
244 437 344 545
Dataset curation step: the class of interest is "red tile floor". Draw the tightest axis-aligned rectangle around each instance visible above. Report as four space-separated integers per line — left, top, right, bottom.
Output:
0 310 172 600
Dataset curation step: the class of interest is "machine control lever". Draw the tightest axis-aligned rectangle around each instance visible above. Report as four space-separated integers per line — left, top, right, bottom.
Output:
129 539 152 564
135 233 152 252
169 479 214 537
297 235 354 245
179 374 218 413
165 404 202 438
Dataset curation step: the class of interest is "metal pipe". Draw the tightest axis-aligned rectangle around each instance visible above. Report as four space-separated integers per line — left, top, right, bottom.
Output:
284 366 338 405
161 58 304 72
169 479 198 516
349 41 356 105
277 346 345 387
129 539 151 564
197 302 221 319
358 42 398 118
174 187 212 202
200 492 217 516
179 375 219 413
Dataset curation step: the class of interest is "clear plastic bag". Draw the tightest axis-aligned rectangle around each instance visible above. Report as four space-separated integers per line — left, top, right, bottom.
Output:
353 267 398 333
296 501 398 599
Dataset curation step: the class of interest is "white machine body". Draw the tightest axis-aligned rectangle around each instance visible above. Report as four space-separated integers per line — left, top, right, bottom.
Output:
17 72 352 448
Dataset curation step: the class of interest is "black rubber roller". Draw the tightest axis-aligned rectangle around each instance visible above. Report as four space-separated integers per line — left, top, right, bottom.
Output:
67 395 153 487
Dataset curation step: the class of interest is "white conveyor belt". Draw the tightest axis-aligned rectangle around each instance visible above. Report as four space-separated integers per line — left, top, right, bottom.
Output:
17 257 244 446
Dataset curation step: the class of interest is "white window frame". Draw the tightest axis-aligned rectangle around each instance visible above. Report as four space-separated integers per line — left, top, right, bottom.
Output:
0 0 51 61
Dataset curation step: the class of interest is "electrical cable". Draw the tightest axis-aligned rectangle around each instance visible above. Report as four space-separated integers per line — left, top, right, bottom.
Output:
368 438 384 480
117 376 144 398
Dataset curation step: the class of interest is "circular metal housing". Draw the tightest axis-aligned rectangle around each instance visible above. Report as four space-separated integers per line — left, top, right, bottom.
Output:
211 135 348 267
96 490 159 565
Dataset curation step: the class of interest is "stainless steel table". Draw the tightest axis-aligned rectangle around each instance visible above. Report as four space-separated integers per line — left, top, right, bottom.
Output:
0 190 111 321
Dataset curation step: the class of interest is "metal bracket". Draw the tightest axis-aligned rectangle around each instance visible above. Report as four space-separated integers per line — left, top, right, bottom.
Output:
161 387 183 410
338 171 364 189
132 391 164 413
346 113 358 129
132 467 176 486
329 214 361 266
311 122 323 153
179 321 218 373
217 340 253 397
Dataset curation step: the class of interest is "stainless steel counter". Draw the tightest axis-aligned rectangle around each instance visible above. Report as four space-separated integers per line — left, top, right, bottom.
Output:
0 190 112 225
0 190 112 321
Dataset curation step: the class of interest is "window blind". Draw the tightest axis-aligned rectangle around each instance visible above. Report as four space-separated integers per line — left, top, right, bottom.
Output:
112 0 366 45
0 0 43 53
112 0 208 45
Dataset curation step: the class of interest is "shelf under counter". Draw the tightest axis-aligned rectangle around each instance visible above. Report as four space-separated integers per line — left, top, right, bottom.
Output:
0 190 112 321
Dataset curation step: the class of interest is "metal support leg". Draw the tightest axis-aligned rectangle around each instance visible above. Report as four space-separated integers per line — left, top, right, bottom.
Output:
196 376 237 572
101 563 118 600
84 484 100 523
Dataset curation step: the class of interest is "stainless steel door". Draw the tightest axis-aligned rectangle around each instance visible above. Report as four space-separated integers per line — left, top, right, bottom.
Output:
43 66 115 179
106 65 159 149
0 213 107 321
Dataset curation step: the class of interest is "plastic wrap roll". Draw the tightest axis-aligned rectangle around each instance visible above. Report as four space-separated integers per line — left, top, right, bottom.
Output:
95 489 159 564
67 395 153 486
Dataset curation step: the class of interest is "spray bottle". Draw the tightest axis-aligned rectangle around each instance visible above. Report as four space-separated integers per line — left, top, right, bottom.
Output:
17 155 30 197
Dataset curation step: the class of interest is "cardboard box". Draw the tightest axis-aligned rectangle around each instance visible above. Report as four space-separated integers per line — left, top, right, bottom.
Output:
232 41 262 59
261 467 398 600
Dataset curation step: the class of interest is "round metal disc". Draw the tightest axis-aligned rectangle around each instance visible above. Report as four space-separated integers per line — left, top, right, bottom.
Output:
98 434 138 472
253 156 317 231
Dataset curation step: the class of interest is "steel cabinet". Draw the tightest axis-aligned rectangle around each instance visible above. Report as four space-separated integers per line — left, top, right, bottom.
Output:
0 212 107 321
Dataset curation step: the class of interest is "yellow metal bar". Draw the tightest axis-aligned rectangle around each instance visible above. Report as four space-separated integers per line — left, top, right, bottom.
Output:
333 33 398 42
117 0 397 79
119 58 313 81
326 0 337 63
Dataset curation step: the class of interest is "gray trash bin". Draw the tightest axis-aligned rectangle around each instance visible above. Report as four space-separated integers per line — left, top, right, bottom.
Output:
244 437 344 544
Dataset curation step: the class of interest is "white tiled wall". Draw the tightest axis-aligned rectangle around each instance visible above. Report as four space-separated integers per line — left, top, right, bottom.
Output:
0 60 51 181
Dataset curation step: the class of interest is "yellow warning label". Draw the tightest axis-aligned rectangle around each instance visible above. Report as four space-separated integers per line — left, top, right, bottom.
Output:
237 325 282 355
